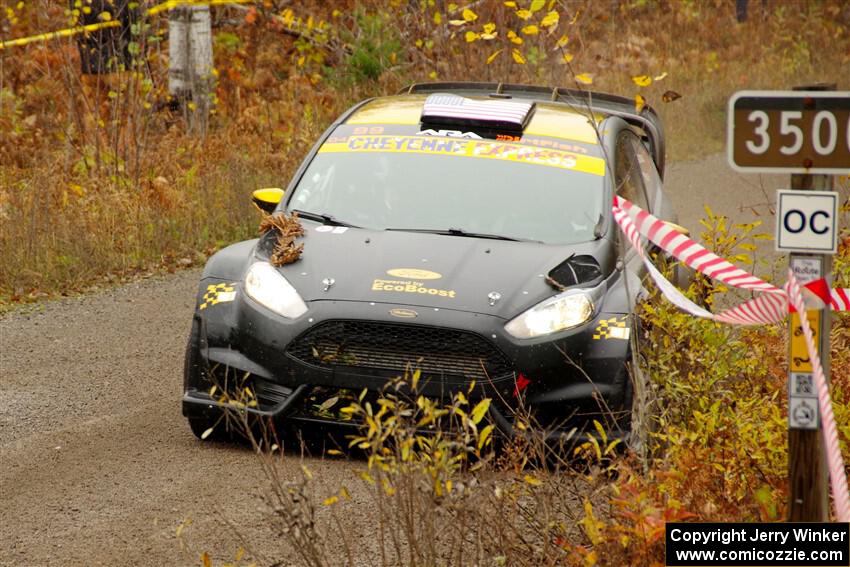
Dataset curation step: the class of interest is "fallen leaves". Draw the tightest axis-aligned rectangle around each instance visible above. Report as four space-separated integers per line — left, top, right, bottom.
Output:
259 212 305 266
480 22 497 40
574 73 593 85
662 90 682 103
486 49 504 64
540 11 559 28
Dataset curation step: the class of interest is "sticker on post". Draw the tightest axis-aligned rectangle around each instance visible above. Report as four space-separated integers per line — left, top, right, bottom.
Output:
788 397 818 430
789 373 816 398
790 310 819 372
790 256 822 285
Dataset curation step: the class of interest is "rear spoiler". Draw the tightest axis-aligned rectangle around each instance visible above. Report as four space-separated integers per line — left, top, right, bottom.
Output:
401 82 667 178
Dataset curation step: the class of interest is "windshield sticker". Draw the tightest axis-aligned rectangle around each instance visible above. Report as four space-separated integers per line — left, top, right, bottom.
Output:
352 125 385 135
315 225 348 234
319 135 604 176
372 278 456 298
386 268 442 280
498 134 590 154
199 282 237 310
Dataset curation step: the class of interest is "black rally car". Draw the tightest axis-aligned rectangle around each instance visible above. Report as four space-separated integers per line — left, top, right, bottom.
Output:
183 82 681 442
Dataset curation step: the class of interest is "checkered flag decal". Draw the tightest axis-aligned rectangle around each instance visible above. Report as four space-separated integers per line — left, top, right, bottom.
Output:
199 283 236 310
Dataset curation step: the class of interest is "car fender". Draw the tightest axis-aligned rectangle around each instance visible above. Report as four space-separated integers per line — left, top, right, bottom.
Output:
201 239 258 280
600 267 646 314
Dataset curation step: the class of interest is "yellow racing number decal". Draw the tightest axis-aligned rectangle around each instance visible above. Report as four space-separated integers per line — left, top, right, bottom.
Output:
592 315 630 340
199 283 237 310
371 279 456 298
319 135 605 176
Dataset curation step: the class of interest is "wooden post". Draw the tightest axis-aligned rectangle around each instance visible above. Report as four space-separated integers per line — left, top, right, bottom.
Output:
735 0 748 22
168 5 214 136
787 83 835 522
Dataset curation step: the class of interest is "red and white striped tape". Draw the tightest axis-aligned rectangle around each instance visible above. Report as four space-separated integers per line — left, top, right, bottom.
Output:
612 196 850 322
612 196 850 521
787 269 850 522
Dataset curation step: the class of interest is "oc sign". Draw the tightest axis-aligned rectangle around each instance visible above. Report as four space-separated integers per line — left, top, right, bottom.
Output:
775 190 839 254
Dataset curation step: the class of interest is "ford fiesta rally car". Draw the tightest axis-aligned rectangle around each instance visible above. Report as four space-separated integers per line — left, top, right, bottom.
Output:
183 82 683 444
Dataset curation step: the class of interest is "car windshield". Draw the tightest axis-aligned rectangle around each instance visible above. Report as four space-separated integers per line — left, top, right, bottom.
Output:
287 136 605 245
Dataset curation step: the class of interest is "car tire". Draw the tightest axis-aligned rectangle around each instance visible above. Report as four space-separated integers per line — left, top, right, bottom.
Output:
623 315 662 459
188 414 226 441
183 321 232 442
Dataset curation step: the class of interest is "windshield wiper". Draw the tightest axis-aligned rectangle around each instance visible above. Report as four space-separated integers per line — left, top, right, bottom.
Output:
291 209 359 228
593 214 605 239
385 227 540 243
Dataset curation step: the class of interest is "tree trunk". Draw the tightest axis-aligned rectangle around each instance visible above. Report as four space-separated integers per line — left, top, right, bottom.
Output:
168 5 214 136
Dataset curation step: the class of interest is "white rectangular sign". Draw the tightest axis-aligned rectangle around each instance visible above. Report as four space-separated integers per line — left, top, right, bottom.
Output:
775 189 839 253
789 373 816 398
789 397 819 430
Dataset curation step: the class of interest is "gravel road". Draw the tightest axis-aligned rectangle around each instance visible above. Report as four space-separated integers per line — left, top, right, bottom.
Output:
0 154 794 566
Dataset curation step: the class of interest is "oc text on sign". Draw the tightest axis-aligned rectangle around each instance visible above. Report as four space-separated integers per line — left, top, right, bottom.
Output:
775 190 839 254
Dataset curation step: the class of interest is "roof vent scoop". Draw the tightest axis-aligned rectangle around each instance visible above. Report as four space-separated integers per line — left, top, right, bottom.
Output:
421 93 534 132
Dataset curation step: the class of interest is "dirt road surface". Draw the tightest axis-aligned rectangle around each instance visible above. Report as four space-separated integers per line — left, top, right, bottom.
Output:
0 155 792 566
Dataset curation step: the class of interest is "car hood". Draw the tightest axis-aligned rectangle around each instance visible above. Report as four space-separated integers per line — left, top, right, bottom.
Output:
267 223 612 319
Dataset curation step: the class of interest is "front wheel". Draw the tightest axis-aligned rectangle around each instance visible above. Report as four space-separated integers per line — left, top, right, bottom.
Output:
188 414 228 441
183 322 233 442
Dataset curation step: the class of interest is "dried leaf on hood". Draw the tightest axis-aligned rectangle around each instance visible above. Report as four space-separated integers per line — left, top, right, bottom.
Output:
259 211 305 266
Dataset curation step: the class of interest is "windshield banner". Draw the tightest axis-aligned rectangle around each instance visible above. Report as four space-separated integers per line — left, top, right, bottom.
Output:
318 135 606 176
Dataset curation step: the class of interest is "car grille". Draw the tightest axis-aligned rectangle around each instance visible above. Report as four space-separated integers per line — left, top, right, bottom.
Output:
286 320 514 383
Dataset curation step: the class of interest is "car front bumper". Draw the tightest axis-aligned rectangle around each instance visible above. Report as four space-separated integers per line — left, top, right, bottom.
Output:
183 278 634 440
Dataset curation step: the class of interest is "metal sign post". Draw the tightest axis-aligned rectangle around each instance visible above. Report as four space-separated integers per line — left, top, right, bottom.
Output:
729 83 845 521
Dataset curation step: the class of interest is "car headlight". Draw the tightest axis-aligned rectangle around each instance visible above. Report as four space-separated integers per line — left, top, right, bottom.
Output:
504 291 594 339
244 261 308 318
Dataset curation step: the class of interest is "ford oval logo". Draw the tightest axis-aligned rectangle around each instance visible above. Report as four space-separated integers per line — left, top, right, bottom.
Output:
389 308 418 318
386 268 442 280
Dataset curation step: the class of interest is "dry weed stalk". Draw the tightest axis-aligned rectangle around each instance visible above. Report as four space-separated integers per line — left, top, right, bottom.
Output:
209 371 619 566
259 212 305 266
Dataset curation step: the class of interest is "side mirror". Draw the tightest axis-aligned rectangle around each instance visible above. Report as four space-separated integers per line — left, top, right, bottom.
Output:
252 188 285 214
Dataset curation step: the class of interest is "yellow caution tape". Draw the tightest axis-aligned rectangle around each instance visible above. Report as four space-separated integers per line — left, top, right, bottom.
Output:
147 0 255 16
0 0 256 50
0 20 120 50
